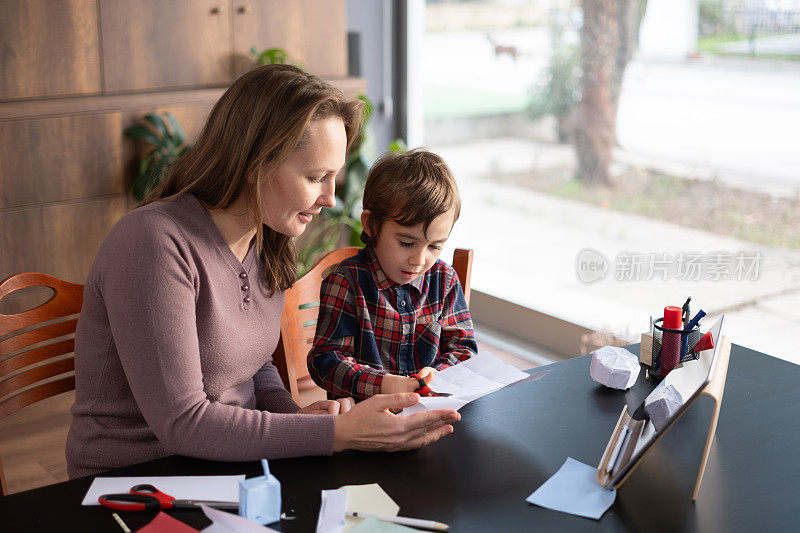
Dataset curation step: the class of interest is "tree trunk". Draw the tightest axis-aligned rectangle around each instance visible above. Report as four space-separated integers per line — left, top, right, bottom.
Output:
611 1 648 127
575 0 619 186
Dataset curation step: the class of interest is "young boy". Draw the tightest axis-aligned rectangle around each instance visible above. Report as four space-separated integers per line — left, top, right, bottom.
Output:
307 148 478 400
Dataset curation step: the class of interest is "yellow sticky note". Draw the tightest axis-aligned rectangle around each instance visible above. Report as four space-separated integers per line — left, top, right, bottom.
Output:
338 483 399 532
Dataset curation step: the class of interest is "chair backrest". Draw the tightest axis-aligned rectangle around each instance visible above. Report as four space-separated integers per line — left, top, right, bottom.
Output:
273 247 474 402
0 272 83 496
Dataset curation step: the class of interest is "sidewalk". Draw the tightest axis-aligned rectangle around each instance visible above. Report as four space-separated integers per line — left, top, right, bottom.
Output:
435 137 800 366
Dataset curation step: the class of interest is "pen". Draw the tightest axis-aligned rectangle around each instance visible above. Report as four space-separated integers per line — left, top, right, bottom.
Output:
606 425 630 473
680 297 692 360
686 309 706 331
681 296 691 327
347 511 449 531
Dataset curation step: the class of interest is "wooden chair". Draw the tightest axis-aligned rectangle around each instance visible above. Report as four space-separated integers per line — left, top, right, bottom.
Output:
273 247 474 402
0 273 83 496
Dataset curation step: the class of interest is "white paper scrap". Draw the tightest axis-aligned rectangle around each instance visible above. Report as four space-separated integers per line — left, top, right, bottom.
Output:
400 352 529 415
202 504 280 532
526 458 616 520
317 489 349 533
81 475 244 506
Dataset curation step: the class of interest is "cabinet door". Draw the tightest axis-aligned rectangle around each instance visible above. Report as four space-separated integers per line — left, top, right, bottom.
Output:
0 197 129 287
0 0 102 99
0 113 124 209
100 0 232 92
233 0 347 78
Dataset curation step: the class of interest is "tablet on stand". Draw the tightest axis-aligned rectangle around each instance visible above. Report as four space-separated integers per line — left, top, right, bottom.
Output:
596 316 731 500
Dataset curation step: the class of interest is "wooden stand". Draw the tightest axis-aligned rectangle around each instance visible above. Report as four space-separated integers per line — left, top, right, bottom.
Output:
597 336 731 500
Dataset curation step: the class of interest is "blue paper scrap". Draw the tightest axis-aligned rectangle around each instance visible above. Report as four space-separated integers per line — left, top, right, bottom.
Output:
526 457 616 520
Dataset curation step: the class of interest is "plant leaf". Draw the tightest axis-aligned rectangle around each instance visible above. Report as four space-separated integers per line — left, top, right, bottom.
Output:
143 113 169 137
124 125 161 146
165 112 186 145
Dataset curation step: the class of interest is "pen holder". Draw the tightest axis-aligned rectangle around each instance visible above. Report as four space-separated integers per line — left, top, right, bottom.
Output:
650 318 701 379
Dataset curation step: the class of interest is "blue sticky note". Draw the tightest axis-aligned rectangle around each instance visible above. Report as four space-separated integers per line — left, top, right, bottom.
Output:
526 457 616 520
238 459 281 525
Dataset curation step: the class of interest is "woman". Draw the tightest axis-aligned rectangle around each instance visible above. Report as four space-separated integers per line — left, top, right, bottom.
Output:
66 65 460 478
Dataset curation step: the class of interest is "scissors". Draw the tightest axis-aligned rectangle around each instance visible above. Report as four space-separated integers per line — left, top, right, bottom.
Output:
98 484 239 512
410 373 451 397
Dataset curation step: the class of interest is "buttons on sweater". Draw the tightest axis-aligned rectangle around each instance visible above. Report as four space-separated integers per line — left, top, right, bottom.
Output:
241 285 249 291
240 271 248 279
244 297 251 303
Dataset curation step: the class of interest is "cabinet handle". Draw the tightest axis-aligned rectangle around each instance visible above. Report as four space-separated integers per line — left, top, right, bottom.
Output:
238 5 250 14
210 5 222 15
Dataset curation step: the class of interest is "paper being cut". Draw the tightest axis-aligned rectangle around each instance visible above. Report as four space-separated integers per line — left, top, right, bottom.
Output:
400 352 529 416
590 346 640 390
526 457 616 520
644 382 683 432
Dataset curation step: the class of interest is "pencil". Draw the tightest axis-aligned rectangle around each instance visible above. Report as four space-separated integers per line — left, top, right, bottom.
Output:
348 511 449 531
111 512 131 533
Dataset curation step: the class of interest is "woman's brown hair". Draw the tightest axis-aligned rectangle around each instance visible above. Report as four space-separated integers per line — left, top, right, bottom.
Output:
361 148 461 246
145 64 364 292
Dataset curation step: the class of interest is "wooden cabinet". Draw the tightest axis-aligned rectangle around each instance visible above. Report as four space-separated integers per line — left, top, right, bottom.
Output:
100 0 232 92
232 0 347 78
0 0 101 99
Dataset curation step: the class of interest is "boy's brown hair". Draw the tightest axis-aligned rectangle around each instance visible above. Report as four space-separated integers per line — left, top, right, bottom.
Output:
361 148 461 245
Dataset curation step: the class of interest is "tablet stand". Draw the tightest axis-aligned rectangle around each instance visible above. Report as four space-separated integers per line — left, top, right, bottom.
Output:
596 336 731 501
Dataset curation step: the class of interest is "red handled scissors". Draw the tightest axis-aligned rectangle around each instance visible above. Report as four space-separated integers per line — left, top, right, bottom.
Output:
410 373 451 397
98 484 239 512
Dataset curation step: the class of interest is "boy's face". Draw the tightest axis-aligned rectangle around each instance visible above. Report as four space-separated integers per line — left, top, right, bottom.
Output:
365 210 455 285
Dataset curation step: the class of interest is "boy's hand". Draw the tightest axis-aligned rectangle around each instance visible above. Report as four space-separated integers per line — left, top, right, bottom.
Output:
298 398 355 415
380 374 420 394
380 367 437 395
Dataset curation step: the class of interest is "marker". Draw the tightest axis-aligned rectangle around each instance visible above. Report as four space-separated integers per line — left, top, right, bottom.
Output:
347 511 449 531
606 425 630 473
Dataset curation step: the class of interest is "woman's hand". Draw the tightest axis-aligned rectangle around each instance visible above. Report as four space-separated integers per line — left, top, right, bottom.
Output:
332 393 460 452
380 367 437 395
298 397 355 415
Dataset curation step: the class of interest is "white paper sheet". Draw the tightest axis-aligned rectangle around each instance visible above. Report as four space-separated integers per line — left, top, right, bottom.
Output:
81 475 244 506
201 505 280 532
317 489 349 533
400 352 530 415
526 458 616 520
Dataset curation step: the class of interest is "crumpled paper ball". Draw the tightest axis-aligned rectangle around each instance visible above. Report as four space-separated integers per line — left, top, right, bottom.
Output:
589 346 640 390
644 383 684 432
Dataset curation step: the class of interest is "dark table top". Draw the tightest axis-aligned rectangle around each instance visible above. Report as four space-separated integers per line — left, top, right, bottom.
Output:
2 343 798 532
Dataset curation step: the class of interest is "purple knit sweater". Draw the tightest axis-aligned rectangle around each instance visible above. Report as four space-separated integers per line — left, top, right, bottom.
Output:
66 194 334 478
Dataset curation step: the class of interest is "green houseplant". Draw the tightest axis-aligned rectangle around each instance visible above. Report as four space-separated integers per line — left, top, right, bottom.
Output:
124 112 189 202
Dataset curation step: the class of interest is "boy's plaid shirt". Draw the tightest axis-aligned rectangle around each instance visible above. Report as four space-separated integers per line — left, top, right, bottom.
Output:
307 246 477 400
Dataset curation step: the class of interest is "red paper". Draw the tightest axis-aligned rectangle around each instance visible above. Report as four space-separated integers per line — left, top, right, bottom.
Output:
136 511 200 533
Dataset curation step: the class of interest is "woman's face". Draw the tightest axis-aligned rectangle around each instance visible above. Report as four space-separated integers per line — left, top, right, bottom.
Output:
261 117 347 237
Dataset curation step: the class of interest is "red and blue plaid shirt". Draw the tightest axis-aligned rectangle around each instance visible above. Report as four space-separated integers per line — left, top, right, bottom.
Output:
307 246 477 400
